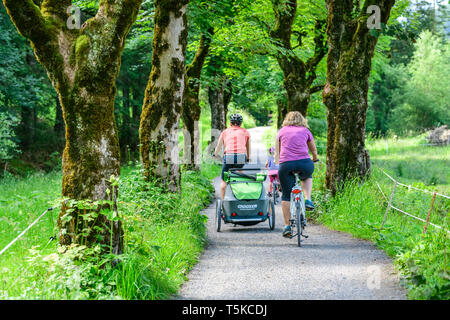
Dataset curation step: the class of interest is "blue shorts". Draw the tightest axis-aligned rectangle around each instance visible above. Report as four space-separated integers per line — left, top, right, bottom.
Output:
278 158 314 201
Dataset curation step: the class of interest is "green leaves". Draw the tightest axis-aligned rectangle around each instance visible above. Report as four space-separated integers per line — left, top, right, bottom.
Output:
0 113 20 161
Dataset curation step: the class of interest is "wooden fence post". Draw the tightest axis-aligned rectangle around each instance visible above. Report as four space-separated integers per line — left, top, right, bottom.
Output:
422 191 437 237
381 181 397 229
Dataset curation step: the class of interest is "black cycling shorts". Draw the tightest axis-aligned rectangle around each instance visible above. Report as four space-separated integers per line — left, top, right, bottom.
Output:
221 154 247 180
278 158 314 201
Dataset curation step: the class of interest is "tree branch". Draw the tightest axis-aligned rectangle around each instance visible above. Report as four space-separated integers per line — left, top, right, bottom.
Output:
2 0 71 85
306 19 327 73
270 0 297 50
40 0 72 22
3 0 56 45
187 27 214 80
93 0 143 51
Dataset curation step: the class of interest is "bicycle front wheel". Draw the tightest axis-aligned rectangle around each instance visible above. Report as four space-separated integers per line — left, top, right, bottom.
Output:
296 205 303 247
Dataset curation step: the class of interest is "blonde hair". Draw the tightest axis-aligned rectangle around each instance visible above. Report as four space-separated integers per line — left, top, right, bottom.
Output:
282 111 309 128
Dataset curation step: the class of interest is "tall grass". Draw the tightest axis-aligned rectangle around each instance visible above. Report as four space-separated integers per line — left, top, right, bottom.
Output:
0 165 215 299
367 133 450 193
314 135 450 300
0 171 62 297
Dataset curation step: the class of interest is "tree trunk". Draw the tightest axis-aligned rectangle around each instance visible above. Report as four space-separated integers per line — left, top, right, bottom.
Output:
269 0 326 117
182 29 213 170
208 77 231 151
282 66 311 116
3 0 142 253
54 94 65 152
139 0 189 193
323 0 395 194
276 96 287 129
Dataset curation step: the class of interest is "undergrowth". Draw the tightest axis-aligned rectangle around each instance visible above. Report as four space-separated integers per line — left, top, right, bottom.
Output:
0 164 217 299
313 165 449 300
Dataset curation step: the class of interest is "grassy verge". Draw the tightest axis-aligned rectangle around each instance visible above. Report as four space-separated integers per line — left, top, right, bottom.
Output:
0 164 218 299
313 136 449 300
367 133 449 194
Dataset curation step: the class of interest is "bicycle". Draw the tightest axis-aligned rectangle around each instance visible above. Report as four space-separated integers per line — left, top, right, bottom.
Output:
286 159 320 246
272 176 281 205
286 171 308 247
268 174 281 205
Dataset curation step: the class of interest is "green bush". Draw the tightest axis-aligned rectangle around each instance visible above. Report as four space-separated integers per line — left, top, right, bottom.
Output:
0 112 20 164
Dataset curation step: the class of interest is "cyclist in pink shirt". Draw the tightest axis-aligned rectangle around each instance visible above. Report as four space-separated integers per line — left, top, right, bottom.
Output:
214 114 251 199
274 111 319 238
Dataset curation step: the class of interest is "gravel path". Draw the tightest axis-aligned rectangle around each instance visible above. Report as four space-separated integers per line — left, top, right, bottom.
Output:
174 127 406 300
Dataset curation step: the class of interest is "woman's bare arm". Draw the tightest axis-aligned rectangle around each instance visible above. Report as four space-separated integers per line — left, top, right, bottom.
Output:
274 137 281 164
307 139 319 161
214 135 224 157
246 138 251 163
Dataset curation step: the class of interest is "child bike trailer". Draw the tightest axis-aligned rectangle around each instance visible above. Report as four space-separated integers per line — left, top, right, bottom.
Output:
215 166 275 232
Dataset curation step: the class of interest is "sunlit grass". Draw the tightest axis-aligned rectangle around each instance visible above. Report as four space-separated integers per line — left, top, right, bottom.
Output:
0 171 62 296
367 134 450 194
315 135 450 300
0 164 214 299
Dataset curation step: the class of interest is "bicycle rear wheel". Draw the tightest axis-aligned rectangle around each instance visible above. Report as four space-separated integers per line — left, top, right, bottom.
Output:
268 199 275 230
274 185 280 205
215 199 222 232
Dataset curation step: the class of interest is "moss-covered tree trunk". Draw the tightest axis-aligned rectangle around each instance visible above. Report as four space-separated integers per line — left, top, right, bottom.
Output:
182 29 213 170
3 0 142 253
276 96 287 129
139 0 189 193
269 0 326 117
54 95 65 152
323 0 395 194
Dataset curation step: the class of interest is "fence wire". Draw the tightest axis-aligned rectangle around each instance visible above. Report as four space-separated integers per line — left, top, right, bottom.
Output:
375 168 449 235
0 207 56 257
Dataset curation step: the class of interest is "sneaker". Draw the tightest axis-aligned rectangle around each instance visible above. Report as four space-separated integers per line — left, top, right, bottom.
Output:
305 199 315 211
282 225 292 238
267 192 272 198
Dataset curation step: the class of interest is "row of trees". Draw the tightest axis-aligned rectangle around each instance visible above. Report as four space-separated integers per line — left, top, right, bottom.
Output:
3 0 440 253
2 0 242 253
368 0 450 136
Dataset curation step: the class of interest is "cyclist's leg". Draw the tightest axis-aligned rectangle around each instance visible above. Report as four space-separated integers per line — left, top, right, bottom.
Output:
301 178 312 201
268 174 274 193
298 159 314 207
220 160 230 200
278 161 296 226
